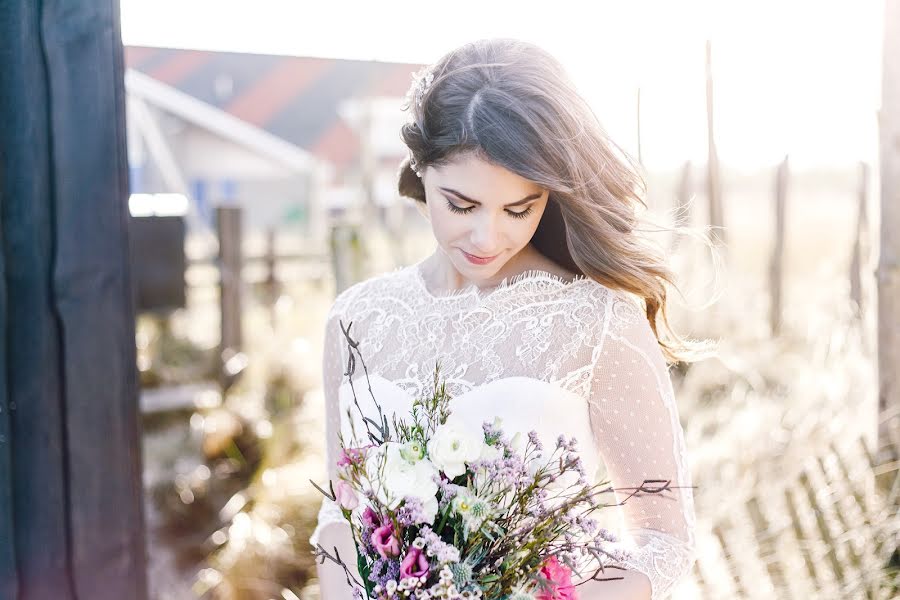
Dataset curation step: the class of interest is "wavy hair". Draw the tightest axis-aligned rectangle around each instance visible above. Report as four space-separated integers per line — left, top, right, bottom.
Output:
397 38 716 364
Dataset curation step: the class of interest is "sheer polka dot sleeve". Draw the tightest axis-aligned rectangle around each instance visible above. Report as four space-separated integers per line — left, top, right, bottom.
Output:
588 296 697 600
309 308 348 547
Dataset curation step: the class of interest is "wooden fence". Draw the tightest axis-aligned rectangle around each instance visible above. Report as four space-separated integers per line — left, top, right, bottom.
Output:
687 428 899 599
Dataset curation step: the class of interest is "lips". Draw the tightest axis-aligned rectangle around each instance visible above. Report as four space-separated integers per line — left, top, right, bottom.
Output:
461 249 499 265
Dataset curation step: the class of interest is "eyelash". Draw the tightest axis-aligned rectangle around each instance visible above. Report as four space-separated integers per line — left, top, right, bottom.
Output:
444 199 534 220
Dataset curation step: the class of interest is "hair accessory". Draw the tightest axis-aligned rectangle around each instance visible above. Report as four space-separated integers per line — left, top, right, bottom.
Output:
409 152 422 178
413 68 435 108
406 66 434 179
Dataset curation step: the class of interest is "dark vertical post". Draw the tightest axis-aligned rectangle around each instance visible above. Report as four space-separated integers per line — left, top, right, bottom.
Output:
0 240 13 600
264 227 280 328
0 3 71 596
217 206 243 355
0 1 148 599
0 151 18 598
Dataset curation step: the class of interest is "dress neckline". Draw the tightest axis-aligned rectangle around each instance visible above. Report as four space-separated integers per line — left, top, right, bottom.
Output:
410 259 592 301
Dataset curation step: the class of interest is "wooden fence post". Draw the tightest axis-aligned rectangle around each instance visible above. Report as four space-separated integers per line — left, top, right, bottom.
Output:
822 444 885 597
712 520 752 597
798 469 848 593
329 223 365 295
877 0 900 465
783 485 827 593
850 162 870 318
745 496 790 597
217 205 243 356
769 155 789 336
705 40 726 251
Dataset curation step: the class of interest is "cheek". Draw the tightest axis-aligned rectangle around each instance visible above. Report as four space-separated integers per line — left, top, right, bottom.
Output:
512 209 543 242
427 206 461 242
522 216 542 239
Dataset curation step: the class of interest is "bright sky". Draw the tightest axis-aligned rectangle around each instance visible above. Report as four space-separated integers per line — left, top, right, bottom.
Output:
120 0 884 169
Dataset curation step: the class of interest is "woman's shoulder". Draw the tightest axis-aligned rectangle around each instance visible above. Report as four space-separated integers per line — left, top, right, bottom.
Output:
326 265 413 320
553 269 643 329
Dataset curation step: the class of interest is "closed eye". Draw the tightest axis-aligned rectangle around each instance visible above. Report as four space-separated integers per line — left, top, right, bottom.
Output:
444 198 534 220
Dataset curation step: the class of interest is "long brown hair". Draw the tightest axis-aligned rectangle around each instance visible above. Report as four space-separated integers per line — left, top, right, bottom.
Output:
397 38 716 364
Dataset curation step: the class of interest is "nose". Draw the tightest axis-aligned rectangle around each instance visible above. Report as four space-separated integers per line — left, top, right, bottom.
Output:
469 213 502 255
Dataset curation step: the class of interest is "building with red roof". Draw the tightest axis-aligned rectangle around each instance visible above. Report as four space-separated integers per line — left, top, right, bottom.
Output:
124 45 423 239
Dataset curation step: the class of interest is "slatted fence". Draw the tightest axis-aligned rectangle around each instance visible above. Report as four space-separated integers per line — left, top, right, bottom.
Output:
687 432 899 599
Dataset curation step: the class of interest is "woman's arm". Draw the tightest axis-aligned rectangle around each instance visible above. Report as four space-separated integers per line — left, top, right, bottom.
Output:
575 568 652 600
315 519 364 599
585 294 698 600
311 310 366 599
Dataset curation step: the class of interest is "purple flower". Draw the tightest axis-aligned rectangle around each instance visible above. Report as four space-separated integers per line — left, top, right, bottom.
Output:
482 420 501 439
399 546 429 580
337 444 374 468
418 525 461 563
398 496 429 526
371 523 400 558
368 556 400 588
362 506 382 529
597 527 618 543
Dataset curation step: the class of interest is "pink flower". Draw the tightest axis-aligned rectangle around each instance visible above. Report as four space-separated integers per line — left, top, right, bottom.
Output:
337 444 373 467
371 523 400 558
362 506 381 529
535 555 578 600
399 546 429 580
333 480 359 510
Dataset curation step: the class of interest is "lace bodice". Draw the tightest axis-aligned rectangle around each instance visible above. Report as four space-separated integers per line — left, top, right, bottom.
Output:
310 260 697 600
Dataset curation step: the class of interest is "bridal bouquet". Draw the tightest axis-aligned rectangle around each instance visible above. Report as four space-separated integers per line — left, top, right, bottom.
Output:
312 320 642 600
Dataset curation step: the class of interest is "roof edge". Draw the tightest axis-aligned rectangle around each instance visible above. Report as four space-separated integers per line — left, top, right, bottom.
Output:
124 68 333 178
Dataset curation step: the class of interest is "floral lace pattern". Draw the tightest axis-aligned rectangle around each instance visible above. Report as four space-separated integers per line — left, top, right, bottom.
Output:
311 260 697 599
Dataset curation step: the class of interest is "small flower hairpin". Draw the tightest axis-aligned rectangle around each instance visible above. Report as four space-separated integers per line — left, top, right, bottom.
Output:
406 67 434 179
414 68 435 108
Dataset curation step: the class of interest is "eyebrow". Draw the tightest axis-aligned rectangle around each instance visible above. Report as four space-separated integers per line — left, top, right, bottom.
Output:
438 187 543 207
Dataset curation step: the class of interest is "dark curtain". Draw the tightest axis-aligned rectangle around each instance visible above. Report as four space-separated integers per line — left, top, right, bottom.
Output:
0 1 147 598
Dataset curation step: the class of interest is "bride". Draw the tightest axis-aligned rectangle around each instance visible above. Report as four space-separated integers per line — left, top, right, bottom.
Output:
311 38 711 600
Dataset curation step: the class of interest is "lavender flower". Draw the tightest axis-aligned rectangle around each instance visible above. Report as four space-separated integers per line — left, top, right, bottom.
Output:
418 526 461 564
368 556 401 589
397 497 421 526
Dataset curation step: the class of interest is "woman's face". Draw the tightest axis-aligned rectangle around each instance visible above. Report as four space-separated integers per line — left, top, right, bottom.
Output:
421 153 549 279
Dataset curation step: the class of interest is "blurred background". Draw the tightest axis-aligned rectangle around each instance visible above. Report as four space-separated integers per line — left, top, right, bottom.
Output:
113 1 897 598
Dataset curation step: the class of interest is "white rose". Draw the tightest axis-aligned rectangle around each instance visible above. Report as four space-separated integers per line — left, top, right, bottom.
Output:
427 418 483 479
365 442 438 509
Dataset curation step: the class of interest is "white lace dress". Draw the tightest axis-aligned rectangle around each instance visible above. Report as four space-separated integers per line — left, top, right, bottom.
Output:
310 260 697 600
